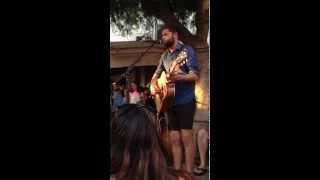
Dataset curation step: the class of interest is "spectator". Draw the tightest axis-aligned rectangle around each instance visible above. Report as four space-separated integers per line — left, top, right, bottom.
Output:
142 87 156 110
111 82 125 113
128 82 142 104
110 104 192 180
193 128 209 176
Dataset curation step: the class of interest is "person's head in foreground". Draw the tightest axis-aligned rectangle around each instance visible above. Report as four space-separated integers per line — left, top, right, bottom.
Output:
110 104 192 180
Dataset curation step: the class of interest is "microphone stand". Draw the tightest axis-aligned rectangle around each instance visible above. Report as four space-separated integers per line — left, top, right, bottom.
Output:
120 40 158 88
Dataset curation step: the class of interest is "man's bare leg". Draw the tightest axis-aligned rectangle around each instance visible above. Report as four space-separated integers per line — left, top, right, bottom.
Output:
181 129 195 173
170 130 182 170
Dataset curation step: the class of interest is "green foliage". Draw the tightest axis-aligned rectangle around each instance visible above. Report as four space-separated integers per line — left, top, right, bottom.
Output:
110 0 197 36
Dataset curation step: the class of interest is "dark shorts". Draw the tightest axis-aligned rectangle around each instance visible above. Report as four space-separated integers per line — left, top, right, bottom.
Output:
167 100 196 130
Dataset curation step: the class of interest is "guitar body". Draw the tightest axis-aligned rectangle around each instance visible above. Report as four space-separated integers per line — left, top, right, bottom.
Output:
150 50 188 114
154 71 175 113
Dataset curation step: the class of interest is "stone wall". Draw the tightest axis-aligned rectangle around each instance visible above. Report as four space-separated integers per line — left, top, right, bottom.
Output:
193 45 210 131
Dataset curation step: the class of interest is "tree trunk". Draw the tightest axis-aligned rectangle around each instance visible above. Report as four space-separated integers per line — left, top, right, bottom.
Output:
196 0 209 43
194 1 209 124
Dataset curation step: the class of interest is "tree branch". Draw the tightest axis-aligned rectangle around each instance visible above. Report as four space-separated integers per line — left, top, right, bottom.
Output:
141 0 208 46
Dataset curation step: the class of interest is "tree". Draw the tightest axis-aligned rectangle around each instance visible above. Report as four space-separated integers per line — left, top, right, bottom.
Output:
110 0 209 46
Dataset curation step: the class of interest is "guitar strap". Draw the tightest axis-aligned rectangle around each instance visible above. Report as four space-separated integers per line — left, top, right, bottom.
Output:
161 42 186 73
164 113 169 143
156 112 161 134
156 111 169 146
171 44 186 72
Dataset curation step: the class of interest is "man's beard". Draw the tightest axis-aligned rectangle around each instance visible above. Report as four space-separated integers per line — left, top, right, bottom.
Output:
162 37 174 48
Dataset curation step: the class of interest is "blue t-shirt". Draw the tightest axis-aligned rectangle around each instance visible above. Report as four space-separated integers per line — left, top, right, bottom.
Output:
152 41 199 106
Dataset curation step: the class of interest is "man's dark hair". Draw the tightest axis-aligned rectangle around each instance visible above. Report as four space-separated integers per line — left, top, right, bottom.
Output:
160 23 179 34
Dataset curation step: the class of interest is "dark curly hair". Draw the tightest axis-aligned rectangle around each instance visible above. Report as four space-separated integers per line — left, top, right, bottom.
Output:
110 104 192 180
160 23 179 34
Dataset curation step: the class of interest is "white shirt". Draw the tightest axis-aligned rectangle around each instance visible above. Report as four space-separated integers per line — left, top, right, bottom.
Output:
129 91 141 104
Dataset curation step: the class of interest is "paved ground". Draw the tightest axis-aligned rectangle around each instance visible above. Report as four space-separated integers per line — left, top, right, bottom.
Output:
179 163 209 180
193 172 209 180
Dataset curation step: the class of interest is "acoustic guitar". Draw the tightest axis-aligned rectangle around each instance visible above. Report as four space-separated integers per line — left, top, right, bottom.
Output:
150 50 188 114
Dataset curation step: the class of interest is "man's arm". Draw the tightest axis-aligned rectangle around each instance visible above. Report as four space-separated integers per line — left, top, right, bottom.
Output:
150 57 165 94
168 72 199 82
168 46 199 83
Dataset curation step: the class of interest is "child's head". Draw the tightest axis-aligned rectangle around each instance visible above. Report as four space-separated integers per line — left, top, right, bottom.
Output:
130 82 138 91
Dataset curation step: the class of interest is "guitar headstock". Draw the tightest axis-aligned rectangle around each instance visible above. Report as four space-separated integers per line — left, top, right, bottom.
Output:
176 50 188 65
169 50 188 73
